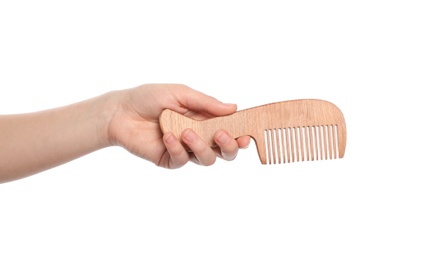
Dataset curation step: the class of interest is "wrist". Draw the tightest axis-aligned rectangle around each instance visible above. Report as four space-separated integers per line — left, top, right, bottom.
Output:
94 90 127 148
98 88 134 148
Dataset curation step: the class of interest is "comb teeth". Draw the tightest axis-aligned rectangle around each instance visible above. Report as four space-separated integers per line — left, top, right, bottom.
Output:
264 125 341 164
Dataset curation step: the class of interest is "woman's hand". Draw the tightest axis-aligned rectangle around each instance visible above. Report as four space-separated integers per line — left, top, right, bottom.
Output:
108 84 251 169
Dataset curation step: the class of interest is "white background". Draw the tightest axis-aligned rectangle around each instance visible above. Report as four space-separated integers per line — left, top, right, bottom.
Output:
1 1 428 259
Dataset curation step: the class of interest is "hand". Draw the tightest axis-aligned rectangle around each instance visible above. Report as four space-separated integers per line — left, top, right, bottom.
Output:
107 84 251 168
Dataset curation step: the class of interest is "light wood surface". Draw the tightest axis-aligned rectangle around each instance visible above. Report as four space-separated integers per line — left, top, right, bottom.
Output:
159 99 346 164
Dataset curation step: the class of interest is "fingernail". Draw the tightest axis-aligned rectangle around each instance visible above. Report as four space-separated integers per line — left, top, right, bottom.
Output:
164 133 176 145
216 130 229 144
183 129 197 143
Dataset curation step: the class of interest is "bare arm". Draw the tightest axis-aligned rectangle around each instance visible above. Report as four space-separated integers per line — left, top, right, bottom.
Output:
0 84 251 183
0 93 113 182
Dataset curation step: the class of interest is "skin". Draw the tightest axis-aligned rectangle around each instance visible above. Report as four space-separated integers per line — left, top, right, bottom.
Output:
0 84 251 183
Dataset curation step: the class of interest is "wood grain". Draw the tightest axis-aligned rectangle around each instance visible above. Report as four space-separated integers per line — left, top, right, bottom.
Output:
159 99 346 164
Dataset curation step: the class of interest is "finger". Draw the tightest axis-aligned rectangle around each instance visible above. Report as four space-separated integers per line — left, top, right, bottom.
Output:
163 132 190 168
237 135 251 149
177 86 238 117
213 129 239 161
181 128 216 166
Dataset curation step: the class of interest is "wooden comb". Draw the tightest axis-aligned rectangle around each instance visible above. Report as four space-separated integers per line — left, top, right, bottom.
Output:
159 99 346 164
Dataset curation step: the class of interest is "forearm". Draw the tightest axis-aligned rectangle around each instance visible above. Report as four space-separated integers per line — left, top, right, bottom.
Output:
0 92 116 183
